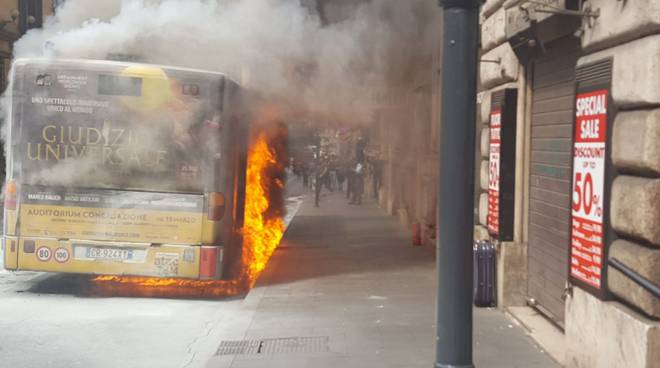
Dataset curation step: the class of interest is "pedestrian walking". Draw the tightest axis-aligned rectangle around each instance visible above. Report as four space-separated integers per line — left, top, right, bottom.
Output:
315 160 328 207
350 160 365 205
325 164 335 192
336 165 346 191
345 163 354 201
328 160 338 192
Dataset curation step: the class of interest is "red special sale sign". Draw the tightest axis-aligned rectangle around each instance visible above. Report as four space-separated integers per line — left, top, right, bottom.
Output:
487 110 501 235
570 89 608 289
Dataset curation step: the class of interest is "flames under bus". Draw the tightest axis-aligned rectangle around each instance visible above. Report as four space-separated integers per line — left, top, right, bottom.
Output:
2 58 249 281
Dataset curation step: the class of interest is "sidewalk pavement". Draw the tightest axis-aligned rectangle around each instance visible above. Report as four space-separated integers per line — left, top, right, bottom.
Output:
207 187 560 368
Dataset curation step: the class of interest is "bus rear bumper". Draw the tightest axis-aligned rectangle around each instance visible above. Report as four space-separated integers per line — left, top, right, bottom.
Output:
3 236 224 280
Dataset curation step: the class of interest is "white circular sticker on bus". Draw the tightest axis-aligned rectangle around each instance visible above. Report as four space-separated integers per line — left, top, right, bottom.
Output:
36 246 52 262
54 248 70 263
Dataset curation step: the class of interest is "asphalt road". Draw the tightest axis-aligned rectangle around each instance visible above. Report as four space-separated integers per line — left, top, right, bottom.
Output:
0 274 247 368
0 177 305 368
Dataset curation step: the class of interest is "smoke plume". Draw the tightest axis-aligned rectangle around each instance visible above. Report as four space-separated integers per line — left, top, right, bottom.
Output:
12 0 439 124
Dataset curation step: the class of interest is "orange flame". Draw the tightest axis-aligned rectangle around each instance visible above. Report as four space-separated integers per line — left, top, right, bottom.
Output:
92 133 285 298
242 134 286 286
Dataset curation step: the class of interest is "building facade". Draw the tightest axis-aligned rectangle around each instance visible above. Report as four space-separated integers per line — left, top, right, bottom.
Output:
0 0 54 182
476 0 660 366
0 0 54 91
365 11 442 247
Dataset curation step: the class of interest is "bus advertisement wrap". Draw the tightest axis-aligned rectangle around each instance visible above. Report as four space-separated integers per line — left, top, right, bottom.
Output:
17 64 222 193
19 185 204 244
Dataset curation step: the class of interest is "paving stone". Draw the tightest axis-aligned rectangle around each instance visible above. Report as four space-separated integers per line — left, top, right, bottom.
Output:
480 91 492 124
582 0 660 51
479 192 489 227
481 7 506 53
608 239 660 318
610 176 660 247
480 160 489 190
480 42 519 89
612 109 660 176
474 225 490 241
566 288 660 368
579 34 660 108
481 0 505 19
481 127 490 158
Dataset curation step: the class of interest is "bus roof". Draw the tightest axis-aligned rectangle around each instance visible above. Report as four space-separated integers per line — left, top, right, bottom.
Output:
12 57 240 86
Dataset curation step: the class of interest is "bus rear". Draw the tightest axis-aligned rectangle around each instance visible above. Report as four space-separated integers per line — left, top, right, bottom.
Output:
2 58 248 280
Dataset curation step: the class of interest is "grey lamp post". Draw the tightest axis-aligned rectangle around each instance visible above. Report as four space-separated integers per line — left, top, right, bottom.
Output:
435 1 481 367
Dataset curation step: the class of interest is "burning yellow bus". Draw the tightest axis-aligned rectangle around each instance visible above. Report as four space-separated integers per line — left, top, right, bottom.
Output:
2 58 250 282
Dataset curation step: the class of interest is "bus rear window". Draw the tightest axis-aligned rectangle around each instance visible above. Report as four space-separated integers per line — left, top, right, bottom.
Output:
98 75 142 96
11 62 227 193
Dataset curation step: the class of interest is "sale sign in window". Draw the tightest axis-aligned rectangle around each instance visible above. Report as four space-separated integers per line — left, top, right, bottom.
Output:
570 89 608 289
487 110 501 236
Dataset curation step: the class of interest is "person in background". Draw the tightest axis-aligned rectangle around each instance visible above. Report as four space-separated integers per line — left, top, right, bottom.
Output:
315 158 329 207
348 137 367 204
345 162 354 201
336 161 346 191
350 159 365 205
322 156 333 192
328 155 338 192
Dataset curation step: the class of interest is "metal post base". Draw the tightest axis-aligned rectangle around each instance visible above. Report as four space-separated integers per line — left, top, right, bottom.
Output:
435 364 475 368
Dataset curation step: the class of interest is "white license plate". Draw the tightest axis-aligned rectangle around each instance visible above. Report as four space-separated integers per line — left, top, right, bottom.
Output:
85 247 134 261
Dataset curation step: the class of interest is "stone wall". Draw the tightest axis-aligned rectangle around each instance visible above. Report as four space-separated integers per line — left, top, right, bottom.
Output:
564 2 660 367
476 1 660 366
475 1 520 240
475 1 525 309
367 14 442 247
577 17 660 320
566 288 660 368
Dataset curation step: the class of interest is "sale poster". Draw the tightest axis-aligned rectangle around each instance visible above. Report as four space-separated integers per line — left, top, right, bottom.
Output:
487 110 501 235
570 89 608 289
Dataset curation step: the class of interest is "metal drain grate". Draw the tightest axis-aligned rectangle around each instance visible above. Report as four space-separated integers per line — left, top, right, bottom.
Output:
216 336 329 355
215 339 262 355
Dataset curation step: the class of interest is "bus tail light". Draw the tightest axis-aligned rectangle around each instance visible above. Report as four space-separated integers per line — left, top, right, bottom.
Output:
4 181 17 210
207 192 226 221
23 240 35 253
199 246 219 279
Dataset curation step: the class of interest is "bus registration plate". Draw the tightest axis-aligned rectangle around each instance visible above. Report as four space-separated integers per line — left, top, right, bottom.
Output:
85 247 133 261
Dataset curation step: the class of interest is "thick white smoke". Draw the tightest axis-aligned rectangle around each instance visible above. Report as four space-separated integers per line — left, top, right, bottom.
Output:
12 0 439 123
